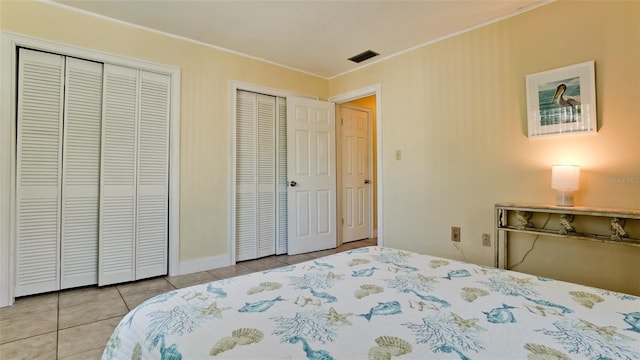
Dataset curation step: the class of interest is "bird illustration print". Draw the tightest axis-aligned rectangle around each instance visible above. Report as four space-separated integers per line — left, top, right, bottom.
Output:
551 83 580 122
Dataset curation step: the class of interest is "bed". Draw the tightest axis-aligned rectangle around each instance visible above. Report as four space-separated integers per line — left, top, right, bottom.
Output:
102 246 640 359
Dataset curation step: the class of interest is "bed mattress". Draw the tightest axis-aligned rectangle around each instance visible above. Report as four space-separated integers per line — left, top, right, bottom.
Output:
102 246 640 359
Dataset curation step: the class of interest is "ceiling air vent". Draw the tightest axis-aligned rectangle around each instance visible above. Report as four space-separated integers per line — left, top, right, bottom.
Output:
348 50 379 64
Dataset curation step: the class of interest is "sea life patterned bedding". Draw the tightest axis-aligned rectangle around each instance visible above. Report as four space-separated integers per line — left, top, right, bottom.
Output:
102 246 640 359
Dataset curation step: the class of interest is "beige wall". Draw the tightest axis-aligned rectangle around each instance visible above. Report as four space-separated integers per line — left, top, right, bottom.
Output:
330 1 640 295
3 0 639 295
0 0 328 261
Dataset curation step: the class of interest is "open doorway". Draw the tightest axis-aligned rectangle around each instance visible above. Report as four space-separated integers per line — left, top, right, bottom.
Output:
336 95 378 246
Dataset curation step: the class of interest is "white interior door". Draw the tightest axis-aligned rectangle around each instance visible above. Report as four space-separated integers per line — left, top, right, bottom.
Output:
286 97 336 255
341 107 370 242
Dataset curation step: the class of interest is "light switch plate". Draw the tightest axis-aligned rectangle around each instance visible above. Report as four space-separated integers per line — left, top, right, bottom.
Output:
482 233 491 247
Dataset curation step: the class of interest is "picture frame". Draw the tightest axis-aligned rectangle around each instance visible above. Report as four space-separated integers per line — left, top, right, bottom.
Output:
526 61 597 137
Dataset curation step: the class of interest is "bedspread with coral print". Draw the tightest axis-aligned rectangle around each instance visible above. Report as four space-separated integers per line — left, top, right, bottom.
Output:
102 246 640 359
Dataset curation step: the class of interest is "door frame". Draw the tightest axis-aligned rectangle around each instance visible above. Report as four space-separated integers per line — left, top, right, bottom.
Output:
337 104 373 245
329 84 383 247
227 81 317 265
0 31 181 307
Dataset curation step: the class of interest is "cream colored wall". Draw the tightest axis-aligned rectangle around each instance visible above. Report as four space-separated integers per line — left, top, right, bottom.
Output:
0 1 328 262
3 0 639 295
330 1 640 295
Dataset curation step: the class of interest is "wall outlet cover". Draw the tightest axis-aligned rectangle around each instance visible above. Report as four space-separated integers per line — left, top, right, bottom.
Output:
451 227 461 242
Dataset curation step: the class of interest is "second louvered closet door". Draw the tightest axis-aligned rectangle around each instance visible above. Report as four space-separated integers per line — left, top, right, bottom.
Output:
99 65 169 286
235 91 287 261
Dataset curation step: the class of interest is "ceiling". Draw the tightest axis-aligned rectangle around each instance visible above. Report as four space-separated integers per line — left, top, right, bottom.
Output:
53 0 549 79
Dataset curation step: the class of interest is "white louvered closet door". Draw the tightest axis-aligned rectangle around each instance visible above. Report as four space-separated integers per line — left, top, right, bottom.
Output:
275 97 288 255
14 50 170 295
99 64 139 286
99 66 169 285
236 91 287 261
256 94 276 258
236 91 258 261
136 71 170 280
15 49 65 297
60 58 103 289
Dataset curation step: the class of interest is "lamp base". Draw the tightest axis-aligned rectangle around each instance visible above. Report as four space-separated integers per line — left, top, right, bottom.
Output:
556 190 574 207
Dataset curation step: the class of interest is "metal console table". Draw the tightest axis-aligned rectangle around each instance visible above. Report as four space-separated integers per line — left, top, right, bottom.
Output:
494 202 640 269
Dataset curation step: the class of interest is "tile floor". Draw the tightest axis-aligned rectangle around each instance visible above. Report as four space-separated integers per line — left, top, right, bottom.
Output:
0 238 376 360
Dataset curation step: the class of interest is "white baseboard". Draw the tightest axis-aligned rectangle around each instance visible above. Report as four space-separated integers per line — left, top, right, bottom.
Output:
179 254 231 275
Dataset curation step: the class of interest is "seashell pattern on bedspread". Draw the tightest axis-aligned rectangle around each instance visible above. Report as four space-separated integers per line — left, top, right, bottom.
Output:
102 246 640 359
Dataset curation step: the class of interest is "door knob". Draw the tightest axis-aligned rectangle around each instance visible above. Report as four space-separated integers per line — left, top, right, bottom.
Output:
364 179 370 184
289 180 297 187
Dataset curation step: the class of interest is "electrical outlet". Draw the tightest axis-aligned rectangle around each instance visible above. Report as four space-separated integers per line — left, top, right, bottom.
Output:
451 227 461 242
482 233 491 247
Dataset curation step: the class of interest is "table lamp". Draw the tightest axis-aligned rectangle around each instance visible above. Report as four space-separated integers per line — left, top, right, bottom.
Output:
551 165 580 207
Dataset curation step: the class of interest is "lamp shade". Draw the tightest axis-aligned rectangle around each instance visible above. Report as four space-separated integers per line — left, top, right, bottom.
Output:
551 165 580 191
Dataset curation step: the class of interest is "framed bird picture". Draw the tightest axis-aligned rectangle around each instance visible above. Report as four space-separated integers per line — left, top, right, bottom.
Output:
525 61 597 137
